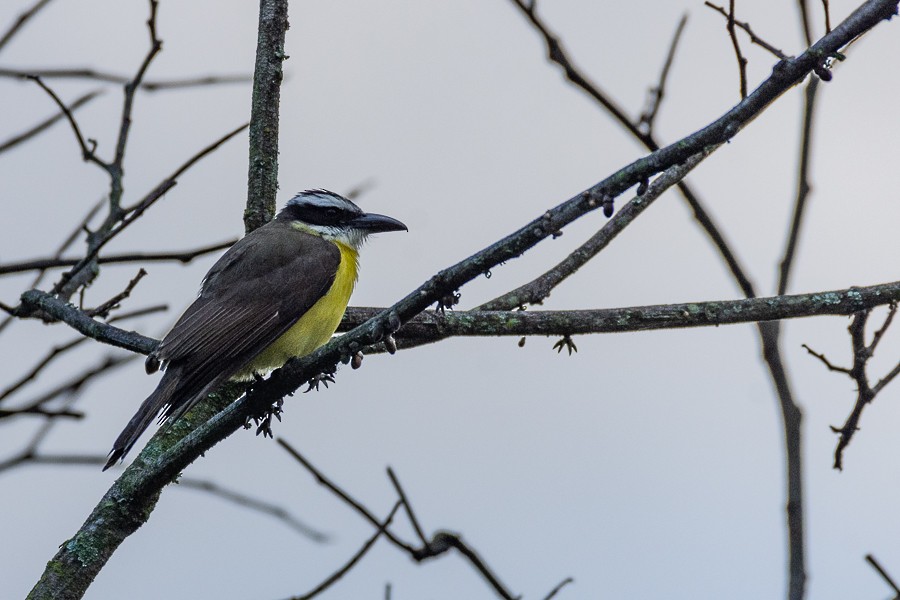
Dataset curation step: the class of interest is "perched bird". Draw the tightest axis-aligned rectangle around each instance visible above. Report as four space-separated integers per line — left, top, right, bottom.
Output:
104 190 407 470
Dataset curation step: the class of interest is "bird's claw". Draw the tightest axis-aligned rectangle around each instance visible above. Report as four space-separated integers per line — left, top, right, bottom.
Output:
553 335 578 355
304 372 336 393
252 398 284 438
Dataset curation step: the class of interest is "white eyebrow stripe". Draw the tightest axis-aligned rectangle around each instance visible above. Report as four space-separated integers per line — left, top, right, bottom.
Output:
287 190 360 212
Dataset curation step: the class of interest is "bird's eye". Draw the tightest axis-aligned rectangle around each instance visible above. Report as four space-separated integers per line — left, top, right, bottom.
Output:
325 207 340 218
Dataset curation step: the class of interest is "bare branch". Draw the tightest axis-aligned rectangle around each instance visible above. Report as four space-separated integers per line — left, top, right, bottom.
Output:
509 0 640 143
866 554 900 598
0 396 81 473
0 67 248 90
0 197 104 336
0 239 237 275
85 268 147 319
0 89 101 155
478 148 715 312
111 0 161 172
868 301 897 353
386 467 429 546
343 281 900 344
0 337 86 404
26 75 109 170
0 0 53 53
778 78 820 295
48 122 248 297
806 306 900 469
705 2 790 60
18 290 158 355
873 361 900 395
797 0 815 46
768 74 822 599
508 0 757 300
21 276 900 358
0 304 165 406
542 578 575 600
801 343 851 373
714 0 749 97
0 354 132 422
280 439 519 600
245 0 290 232
277 438 416 553
176 478 328 542
290 502 401 600
0 406 82 419
637 14 688 134
28 4 900 595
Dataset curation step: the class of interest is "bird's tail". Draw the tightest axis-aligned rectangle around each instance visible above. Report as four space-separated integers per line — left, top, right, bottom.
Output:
103 373 179 471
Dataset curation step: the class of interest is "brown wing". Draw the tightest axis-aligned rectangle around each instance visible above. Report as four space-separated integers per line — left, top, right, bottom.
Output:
105 221 341 469
153 220 341 421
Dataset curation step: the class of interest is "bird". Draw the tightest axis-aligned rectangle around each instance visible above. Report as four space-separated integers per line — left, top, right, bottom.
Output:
103 189 407 470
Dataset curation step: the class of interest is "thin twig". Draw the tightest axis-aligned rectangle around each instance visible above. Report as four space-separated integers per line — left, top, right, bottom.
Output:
542 577 574 600
801 344 850 373
279 440 521 599
757 320 806 599
44 0 162 301
0 239 236 275
26 75 108 169
85 268 147 319
0 303 166 405
0 0 53 53
873 361 900 395
778 77 820 295
0 396 79 473
112 0 160 172
704 2 790 59
0 67 248 90
726 0 749 98
177 478 328 542
797 0 814 46
638 14 688 134
49 122 248 297
767 74 818 595
277 438 416 552
510 0 636 146
868 302 897 353
386 467 429 546
0 90 101 154
808 307 900 469
508 0 757 298
0 355 133 422
0 407 82 419
122 123 249 215
866 554 900 598
478 148 714 312
290 502 401 600
0 198 106 336
418 532 519 600
0 337 87 404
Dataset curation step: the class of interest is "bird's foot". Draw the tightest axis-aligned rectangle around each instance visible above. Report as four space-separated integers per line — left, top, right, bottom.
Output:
304 372 336 393
553 334 578 355
252 398 284 438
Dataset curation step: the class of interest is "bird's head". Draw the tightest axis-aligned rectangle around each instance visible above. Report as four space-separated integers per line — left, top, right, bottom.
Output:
277 189 407 249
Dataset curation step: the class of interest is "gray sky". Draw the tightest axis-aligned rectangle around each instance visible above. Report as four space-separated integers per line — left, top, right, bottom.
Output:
1 1 899 598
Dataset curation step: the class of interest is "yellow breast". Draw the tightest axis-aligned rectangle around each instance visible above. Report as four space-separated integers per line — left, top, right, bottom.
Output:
243 241 359 375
